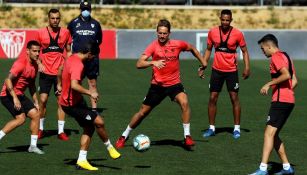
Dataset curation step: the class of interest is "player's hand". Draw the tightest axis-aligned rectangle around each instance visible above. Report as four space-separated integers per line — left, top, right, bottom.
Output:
38 63 45 72
153 60 166 69
260 84 270 95
56 84 62 95
90 91 99 103
242 68 250 80
13 97 21 111
198 65 206 79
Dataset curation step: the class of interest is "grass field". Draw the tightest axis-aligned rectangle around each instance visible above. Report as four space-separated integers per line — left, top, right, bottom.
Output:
0 59 306 175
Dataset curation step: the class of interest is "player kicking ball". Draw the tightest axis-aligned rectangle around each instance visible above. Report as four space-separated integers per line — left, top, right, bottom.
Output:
0 40 44 154
58 41 120 170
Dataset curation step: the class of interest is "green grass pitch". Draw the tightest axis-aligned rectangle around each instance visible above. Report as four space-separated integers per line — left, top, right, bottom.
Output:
0 59 306 175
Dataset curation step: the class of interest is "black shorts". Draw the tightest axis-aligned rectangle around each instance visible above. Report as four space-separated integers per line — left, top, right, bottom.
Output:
143 83 185 107
39 72 58 96
84 57 99 80
0 95 35 117
209 69 239 92
61 100 98 127
266 102 294 129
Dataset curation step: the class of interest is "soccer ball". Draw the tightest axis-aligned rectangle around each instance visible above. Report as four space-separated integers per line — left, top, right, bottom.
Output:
133 134 150 152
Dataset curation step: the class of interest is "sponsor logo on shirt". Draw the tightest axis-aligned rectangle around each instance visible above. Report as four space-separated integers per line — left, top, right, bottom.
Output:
76 30 95 36
91 24 95 28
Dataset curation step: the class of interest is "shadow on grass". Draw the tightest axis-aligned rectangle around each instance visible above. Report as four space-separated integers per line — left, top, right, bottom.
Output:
63 158 121 170
268 161 296 175
40 129 79 139
0 143 49 153
201 127 250 135
151 139 197 151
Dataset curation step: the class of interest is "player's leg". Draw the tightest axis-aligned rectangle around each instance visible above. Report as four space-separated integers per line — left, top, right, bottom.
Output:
84 57 99 112
274 135 295 174
87 78 98 109
56 93 69 140
27 107 44 154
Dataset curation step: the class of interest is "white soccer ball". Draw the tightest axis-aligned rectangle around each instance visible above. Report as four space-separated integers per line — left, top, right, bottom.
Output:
133 134 150 152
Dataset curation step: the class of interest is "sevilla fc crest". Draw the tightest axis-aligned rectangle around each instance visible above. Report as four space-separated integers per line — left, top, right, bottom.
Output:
0 31 26 59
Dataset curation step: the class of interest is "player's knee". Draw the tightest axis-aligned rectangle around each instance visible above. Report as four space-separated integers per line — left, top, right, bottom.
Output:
15 116 26 125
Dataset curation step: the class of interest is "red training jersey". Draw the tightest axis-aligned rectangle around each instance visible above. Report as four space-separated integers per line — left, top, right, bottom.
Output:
36 27 71 75
270 51 295 103
0 57 38 96
143 39 188 87
59 54 84 107
207 26 246 72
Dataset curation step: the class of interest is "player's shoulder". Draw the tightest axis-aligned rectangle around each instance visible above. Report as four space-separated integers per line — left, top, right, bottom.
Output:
68 16 80 26
90 18 102 27
209 26 219 32
231 27 243 34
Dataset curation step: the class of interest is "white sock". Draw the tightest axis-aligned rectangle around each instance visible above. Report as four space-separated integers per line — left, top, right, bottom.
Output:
78 150 87 161
183 123 190 138
259 163 268 171
234 125 240 132
58 120 65 134
283 163 291 170
209 125 215 132
39 118 45 130
30 135 38 147
0 130 6 140
104 139 113 150
122 125 133 139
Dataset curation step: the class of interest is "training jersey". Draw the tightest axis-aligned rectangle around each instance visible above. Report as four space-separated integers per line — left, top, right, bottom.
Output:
143 39 188 87
36 27 71 75
59 54 84 107
207 26 246 72
270 51 295 103
0 57 38 96
67 16 102 54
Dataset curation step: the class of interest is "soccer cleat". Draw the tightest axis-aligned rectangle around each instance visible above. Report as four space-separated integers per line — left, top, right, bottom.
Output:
108 146 121 159
76 160 98 171
233 130 241 139
248 169 268 175
28 146 45 155
274 166 295 175
38 129 44 139
203 129 215 138
184 135 195 147
58 132 69 141
115 136 126 149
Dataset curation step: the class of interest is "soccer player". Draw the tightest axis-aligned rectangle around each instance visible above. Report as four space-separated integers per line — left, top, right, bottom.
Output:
198 9 250 139
249 34 297 175
36 8 71 140
67 1 102 115
59 41 120 171
115 19 207 149
0 40 44 155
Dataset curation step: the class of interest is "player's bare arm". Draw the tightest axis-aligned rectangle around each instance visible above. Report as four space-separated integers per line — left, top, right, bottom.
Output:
5 73 21 110
136 54 165 69
66 43 72 58
292 73 298 89
56 65 63 95
241 45 251 80
198 44 213 79
36 58 45 72
71 80 98 102
29 81 39 111
260 67 291 95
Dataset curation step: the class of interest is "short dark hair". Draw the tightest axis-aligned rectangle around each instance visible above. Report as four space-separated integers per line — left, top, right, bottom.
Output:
257 34 279 47
157 19 171 32
48 8 60 17
221 9 232 17
27 40 40 49
79 41 99 55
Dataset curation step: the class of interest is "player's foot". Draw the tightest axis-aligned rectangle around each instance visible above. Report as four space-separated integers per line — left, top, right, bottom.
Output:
58 132 69 141
108 146 121 159
274 166 295 175
28 146 45 155
184 135 195 147
76 160 98 171
38 129 44 139
115 136 126 148
248 169 268 175
233 130 241 139
203 129 215 138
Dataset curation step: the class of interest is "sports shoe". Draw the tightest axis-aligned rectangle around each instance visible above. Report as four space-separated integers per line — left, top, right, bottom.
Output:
115 136 126 148
248 169 268 175
184 135 195 147
233 130 241 139
274 166 295 175
38 129 44 139
76 160 98 171
58 132 69 141
203 129 215 138
28 146 45 155
108 146 121 159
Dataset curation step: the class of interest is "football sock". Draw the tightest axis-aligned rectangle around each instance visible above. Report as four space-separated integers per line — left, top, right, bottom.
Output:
183 123 190 138
209 125 215 131
104 139 113 150
39 118 45 130
78 150 87 161
58 120 65 134
0 130 6 140
259 162 268 171
30 135 38 147
234 125 240 131
122 125 133 139
283 163 291 170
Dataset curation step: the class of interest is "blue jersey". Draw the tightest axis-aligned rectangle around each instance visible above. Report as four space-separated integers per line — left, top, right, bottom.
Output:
67 16 102 54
